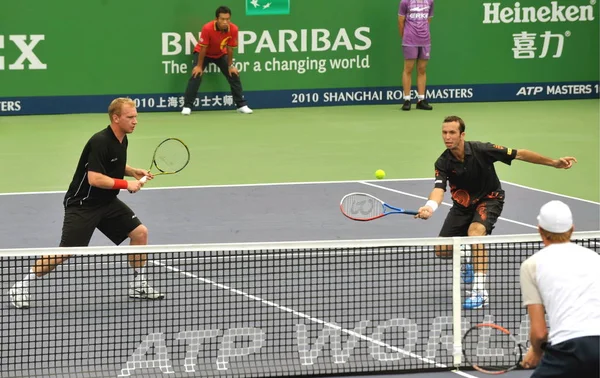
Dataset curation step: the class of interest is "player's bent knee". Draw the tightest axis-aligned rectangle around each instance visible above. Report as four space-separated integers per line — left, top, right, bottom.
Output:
467 222 487 236
435 245 453 259
129 225 148 243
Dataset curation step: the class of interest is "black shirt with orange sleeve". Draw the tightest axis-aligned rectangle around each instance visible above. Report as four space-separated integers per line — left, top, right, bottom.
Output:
433 141 518 208
193 21 239 59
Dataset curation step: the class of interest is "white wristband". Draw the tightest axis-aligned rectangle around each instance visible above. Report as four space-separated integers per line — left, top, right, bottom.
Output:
425 200 438 212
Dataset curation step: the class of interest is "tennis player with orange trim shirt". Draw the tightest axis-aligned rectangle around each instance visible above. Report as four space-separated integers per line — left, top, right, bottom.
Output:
414 115 577 309
181 6 253 115
9 98 164 309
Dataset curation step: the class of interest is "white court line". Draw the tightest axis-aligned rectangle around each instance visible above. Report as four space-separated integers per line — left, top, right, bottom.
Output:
0 178 432 196
150 259 478 378
0 177 596 206
501 180 600 205
360 181 539 230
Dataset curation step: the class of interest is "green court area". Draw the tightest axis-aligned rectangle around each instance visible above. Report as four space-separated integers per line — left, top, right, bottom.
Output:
1 99 598 201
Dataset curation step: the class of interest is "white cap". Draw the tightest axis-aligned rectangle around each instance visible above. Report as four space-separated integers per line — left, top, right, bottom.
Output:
537 200 573 233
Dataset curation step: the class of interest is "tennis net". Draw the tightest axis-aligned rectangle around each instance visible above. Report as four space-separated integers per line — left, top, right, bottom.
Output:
1 231 599 378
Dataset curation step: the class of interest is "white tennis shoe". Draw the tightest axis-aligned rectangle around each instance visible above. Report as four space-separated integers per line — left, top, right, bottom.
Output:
129 280 164 300
9 286 30 309
236 105 253 114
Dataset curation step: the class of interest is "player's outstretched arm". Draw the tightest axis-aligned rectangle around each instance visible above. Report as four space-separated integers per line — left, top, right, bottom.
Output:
515 149 577 169
415 188 444 220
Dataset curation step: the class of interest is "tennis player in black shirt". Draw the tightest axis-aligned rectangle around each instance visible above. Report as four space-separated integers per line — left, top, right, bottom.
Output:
415 116 576 309
9 98 164 309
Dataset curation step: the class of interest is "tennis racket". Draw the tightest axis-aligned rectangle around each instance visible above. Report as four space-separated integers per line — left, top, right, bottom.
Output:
139 138 190 183
462 323 526 375
339 192 418 221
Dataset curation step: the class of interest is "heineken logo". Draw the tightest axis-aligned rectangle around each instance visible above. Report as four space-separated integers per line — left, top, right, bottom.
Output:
246 0 290 16
482 1 596 24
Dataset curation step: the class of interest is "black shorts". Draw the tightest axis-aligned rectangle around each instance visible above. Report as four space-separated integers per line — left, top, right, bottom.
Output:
59 198 143 247
531 336 599 378
438 198 504 237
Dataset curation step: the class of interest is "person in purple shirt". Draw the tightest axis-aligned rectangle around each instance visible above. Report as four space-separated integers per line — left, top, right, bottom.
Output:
398 0 434 111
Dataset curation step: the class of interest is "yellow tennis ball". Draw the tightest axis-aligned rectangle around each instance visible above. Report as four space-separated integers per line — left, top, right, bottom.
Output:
375 169 386 179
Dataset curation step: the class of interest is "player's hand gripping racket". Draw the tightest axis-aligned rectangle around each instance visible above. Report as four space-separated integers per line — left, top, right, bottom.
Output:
139 138 190 183
462 323 526 375
339 192 418 221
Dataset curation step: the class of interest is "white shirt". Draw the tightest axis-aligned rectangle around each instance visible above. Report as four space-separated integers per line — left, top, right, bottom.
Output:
520 242 600 345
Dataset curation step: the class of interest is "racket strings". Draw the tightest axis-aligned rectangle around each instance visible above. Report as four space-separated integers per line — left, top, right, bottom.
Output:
341 195 384 219
464 326 521 372
153 139 190 173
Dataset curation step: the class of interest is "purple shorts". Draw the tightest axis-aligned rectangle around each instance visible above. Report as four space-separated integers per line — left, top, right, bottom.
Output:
402 45 431 60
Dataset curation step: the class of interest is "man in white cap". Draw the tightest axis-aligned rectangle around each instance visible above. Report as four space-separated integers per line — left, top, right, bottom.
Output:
519 200 600 377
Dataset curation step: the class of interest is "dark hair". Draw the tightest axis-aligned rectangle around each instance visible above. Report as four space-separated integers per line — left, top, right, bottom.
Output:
216 6 232 18
443 115 465 133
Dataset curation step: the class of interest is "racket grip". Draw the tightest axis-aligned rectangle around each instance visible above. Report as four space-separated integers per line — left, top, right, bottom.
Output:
139 176 148 184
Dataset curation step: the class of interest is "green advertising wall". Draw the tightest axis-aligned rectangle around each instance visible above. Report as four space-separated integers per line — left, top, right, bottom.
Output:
1 0 598 114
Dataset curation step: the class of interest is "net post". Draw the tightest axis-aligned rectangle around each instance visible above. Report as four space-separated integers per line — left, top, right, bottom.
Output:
452 237 463 367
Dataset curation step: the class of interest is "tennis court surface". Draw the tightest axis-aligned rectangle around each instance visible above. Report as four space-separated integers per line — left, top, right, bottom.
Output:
1 179 599 378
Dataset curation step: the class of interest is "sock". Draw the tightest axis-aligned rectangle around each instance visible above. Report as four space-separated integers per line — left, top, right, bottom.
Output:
417 94 425 101
15 269 37 289
134 267 146 282
403 95 411 101
472 273 487 293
